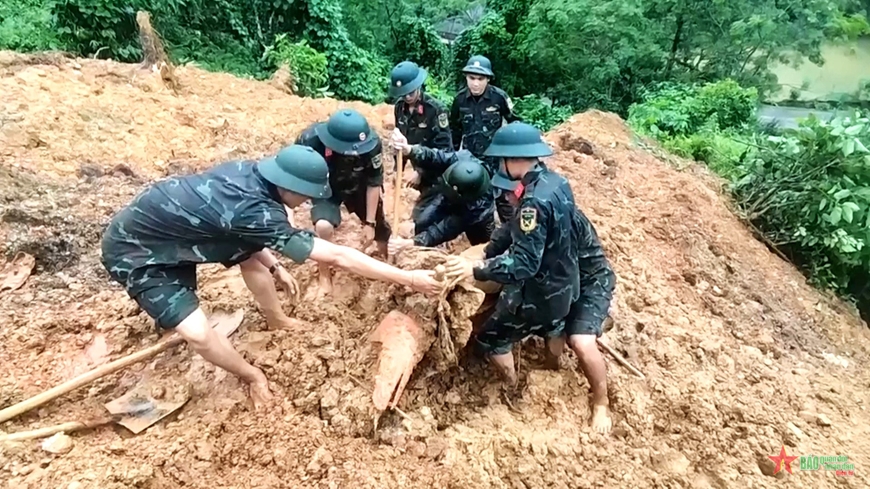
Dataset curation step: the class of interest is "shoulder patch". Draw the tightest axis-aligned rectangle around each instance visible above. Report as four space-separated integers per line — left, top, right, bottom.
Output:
519 207 537 233
371 153 382 169
438 112 449 128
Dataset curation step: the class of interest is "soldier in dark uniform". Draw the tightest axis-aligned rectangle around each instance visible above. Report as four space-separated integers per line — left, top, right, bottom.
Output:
442 122 580 387
449 55 521 223
101 145 442 409
386 147 495 255
295 109 391 296
388 61 454 230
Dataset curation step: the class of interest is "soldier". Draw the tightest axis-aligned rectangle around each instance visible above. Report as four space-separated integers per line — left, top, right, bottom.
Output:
441 122 580 388
386 146 495 254
449 55 521 223
101 145 442 409
295 109 390 296
388 61 454 230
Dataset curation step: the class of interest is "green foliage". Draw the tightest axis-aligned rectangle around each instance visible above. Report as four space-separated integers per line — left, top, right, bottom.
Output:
303 0 388 104
731 112 870 291
390 15 446 71
264 36 329 96
512 95 573 131
628 80 758 138
53 0 149 61
0 0 60 51
424 75 457 107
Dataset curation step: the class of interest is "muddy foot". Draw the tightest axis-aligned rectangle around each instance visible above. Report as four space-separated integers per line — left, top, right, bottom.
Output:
316 274 333 298
591 404 612 434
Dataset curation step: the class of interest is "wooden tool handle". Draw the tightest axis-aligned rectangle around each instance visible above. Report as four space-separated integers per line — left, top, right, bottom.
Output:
0 335 184 424
0 418 112 442
596 338 645 379
392 153 404 232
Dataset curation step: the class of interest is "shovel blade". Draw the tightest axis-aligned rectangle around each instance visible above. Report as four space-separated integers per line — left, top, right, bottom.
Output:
104 380 191 435
210 308 245 338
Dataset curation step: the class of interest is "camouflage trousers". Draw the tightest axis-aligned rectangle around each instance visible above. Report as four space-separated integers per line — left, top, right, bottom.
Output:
474 300 566 356
104 261 202 330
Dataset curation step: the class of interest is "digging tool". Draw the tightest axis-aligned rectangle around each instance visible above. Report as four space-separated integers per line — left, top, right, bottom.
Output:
0 378 191 442
0 309 245 424
596 338 645 379
392 153 405 232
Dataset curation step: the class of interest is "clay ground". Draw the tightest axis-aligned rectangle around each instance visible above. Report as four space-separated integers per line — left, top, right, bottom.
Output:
1 51 870 488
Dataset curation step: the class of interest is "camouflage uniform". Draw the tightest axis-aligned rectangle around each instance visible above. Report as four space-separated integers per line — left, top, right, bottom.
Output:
407 146 496 247
296 123 391 242
472 163 580 355
565 207 617 336
449 85 520 223
101 161 315 329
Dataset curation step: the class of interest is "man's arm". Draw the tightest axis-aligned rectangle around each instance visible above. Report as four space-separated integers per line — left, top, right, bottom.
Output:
483 222 512 258
408 145 455 173
473 201 548 284
449 97 462 151
413 215 464 248
501 93 521 123
309 238 414 287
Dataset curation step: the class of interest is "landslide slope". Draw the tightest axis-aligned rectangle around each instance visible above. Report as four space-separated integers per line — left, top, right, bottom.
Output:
2 52 869 489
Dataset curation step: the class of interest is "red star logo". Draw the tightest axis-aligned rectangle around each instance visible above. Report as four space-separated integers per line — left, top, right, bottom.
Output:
768 445 799 475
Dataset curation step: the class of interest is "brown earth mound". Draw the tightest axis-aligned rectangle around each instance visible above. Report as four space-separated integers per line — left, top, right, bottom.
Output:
2 52 870 488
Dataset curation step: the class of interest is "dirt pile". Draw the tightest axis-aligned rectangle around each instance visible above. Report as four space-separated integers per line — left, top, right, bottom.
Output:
2 52 870 488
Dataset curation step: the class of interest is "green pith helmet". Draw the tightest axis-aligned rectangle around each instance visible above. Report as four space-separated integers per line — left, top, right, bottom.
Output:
462 55 494 78
389 61 428 99
441 150 491 202
484 122 553 158
491 161 520 191
257 145 332 199
315 109 378 155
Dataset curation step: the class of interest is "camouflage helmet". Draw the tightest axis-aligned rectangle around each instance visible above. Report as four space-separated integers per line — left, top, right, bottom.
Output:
315 109 378 155
389 61 428 99
484 122 553 159
441 150 491 202
257 145 332 199
462 55 494 78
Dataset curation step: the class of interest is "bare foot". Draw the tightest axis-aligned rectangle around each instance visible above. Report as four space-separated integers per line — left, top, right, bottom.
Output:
591 404 612 434
247 373 273 410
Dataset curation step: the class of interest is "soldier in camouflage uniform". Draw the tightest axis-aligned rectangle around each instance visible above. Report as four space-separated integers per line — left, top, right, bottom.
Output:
295 109 390 296
386 147 495 254
443 122 579 386
449 55 521 224
388 61 455 231
101 145 442 409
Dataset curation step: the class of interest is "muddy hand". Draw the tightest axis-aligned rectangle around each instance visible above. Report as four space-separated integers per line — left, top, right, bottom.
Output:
443 256 476 281
274 267 300 302
388 237 413 256
390 128 408 147
246 370 274 410
408 270 442 295
361 225 376 249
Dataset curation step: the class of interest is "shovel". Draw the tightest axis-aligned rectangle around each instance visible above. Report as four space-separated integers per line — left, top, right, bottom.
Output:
0 377 191 442
0 309 245 426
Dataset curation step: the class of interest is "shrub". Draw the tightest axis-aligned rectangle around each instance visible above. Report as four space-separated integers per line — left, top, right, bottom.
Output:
264 36 329 97
512 94 573 132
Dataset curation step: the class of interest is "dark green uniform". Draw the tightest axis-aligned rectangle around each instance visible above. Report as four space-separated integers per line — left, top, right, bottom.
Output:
472 163 580 355
296 123 391 242
564 208 616 337
395 92 453 153
407 148 495 247
101 160 314 329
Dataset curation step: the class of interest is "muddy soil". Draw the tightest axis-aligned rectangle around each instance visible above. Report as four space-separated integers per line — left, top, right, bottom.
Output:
2 52 870 488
